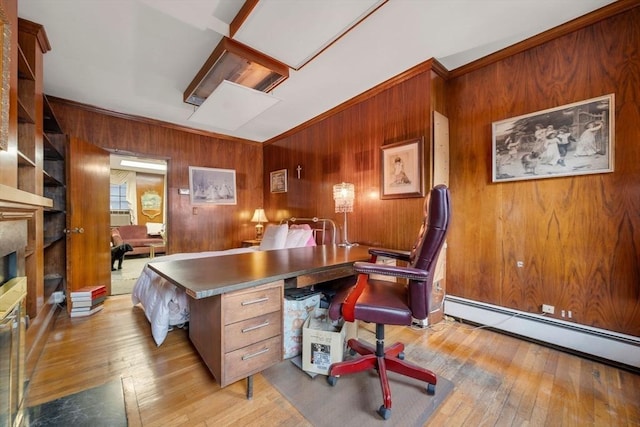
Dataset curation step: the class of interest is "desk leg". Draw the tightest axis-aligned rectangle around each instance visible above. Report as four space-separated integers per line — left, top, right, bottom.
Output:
246 375 253 400
149 246 155 258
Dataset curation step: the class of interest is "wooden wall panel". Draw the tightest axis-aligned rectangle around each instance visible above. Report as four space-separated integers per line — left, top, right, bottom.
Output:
264 70 438 250
50 100 264 253
447 7 640 336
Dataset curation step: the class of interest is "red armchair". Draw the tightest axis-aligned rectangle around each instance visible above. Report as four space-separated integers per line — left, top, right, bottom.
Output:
327 184 451 420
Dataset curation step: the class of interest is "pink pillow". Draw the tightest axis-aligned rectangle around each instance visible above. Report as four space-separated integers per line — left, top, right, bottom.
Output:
290 224 316 246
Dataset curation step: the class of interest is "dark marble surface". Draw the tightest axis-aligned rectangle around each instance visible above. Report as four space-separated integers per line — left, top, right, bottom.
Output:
25 380 127 426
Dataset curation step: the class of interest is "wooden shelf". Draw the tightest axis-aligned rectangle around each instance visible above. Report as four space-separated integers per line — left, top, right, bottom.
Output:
43 96 63 134
44 235 65 249
17 46 35 81
17 151 36 167
43 134 63 160
43 170 64 187
17 98 35 124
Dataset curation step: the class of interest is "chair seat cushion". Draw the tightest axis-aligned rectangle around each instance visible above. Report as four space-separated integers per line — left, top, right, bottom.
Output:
332 279 412 326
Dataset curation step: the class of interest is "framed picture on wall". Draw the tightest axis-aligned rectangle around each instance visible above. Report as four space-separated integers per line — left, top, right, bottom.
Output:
270 169 288 193
492 93 615 182
380 137 425 199
189 166 237 205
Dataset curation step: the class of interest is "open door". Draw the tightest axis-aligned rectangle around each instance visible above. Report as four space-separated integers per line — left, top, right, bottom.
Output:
66 137 111 303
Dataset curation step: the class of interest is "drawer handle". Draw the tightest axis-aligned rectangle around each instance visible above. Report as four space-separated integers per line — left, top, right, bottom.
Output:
242 321 270 333
241 297 268 306
242 347 270 360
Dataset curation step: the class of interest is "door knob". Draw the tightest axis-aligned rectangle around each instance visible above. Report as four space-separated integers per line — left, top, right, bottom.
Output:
64 227 85 234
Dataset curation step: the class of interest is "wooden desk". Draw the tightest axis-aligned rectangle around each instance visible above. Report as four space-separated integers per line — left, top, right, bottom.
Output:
148 245 370 396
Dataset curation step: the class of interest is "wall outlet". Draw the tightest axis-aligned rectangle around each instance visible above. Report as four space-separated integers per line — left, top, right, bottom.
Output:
542 304 555 315
52 291 65 304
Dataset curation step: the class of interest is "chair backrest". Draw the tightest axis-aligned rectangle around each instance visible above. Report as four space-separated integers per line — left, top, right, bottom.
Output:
407 184 451 319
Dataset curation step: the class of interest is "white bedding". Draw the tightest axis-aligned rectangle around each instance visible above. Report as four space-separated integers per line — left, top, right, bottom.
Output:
131 247 259 346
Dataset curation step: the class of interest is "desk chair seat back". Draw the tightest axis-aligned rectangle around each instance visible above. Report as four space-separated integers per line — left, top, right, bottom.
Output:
406 184 451 320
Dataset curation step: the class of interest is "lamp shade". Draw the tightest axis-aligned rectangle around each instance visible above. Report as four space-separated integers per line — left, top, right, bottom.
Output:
333 182 355 213
251 208 269 223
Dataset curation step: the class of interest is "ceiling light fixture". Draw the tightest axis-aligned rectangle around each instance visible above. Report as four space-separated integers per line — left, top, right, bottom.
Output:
183 36 289 107
120 160 167 171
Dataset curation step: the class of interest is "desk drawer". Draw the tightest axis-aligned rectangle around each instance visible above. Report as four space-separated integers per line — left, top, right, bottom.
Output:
225 311 281 353
223 283 282 325
223 335 282 386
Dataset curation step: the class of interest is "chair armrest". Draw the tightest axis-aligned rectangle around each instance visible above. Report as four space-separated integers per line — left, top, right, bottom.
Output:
368 247 411 263
353 261 428 282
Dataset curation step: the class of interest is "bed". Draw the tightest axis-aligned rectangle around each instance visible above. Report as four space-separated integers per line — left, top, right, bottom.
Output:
131 218 337 346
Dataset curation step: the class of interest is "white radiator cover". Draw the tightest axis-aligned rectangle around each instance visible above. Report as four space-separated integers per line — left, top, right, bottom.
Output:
444 295 640 370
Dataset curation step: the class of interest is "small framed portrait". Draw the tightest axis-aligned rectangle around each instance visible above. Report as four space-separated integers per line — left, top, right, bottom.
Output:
189 166 237 205
492 93 614 182
270 169 288 193
380 137 425 199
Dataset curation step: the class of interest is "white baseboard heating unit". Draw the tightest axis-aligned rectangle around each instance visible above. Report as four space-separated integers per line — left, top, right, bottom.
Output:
444 295 640 371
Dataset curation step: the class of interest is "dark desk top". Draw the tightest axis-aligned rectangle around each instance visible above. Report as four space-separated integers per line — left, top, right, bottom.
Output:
148 245 371 299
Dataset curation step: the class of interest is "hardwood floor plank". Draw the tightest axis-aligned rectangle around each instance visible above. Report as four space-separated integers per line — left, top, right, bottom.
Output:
25 295 640 426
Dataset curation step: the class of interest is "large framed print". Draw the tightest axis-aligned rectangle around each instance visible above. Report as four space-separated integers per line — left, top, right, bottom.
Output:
189 166 237 205
492 94 614 182
380 137 425 199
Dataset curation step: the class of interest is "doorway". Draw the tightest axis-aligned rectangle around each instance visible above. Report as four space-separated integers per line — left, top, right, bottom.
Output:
109 154 167 295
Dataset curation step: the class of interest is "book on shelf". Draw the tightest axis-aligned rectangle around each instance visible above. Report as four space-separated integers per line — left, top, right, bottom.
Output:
72 296 106 308
70 285 106 298
69 304 104 318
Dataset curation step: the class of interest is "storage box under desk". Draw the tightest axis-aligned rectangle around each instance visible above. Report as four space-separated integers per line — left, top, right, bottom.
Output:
188 280 283 387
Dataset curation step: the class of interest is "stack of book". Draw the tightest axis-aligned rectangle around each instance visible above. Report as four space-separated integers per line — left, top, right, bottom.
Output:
70 285 107 317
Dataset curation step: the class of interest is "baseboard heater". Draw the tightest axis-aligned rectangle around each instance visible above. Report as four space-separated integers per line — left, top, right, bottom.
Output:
444 295 640 371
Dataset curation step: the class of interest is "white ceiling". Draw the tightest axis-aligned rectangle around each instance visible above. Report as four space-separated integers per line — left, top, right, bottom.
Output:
18 0 617 143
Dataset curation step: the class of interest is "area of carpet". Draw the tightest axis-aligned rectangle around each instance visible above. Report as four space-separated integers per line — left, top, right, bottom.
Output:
110 256 149 295
25 380 127 427
262 345 454 426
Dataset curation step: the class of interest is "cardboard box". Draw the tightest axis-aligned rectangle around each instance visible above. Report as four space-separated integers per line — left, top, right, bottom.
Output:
302 309 347 375
283 292 322 359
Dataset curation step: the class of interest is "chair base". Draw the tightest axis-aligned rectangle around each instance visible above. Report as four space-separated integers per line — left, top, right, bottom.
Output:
327 335 437 419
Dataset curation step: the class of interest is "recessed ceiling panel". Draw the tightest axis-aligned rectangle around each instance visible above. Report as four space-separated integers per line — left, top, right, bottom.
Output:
187 80 281 131
233 0 386 69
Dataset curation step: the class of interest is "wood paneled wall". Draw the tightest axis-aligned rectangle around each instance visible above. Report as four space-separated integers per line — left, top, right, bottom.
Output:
265 7 640 337
49 100 264 253
263 66 443 250
446 7 640 336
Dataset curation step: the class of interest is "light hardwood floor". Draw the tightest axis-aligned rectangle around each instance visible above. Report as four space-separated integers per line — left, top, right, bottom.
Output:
26 295 640 426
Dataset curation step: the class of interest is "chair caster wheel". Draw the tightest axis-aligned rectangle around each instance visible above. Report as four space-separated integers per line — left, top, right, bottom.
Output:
426 383 436 395
378 405 391 420
397 351 405 360
327 376 338 386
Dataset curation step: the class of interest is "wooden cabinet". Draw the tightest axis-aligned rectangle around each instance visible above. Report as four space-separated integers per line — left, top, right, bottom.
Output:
17 18 51 319
189 281 283 387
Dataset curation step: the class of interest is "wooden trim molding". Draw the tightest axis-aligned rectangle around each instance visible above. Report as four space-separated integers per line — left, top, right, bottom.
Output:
46 96 261 146
450 0 640 78
264 58 448 145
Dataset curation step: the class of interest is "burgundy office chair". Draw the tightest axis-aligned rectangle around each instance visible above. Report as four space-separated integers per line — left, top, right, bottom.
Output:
326 184 451 420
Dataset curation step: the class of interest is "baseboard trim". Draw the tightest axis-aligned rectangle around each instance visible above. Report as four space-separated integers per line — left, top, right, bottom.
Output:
444 295 640 371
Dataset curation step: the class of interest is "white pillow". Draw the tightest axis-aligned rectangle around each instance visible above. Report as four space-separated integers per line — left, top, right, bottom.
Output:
284 229 314 248
259 224 288 250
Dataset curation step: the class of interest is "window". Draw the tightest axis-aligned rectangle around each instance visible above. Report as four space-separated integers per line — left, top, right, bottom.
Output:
110 184 129 210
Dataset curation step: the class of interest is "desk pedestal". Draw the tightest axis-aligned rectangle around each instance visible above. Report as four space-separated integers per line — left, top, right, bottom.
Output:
189 280 283 389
